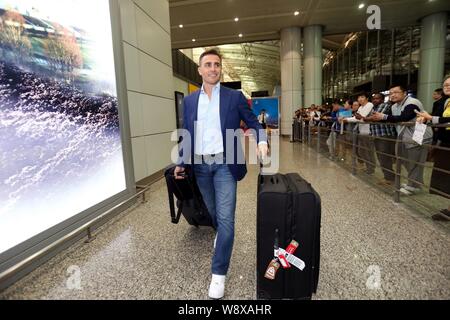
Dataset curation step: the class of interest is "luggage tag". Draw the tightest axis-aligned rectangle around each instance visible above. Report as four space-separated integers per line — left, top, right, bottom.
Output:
277 239 299 269
266 237 304 280
285 240 299 254
277 248 306 271
278 253 291 269
265 229 282 279
264 259 280 280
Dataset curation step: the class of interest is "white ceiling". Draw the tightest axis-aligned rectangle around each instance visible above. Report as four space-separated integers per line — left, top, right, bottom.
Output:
169 0 450 95
169 0 450 49
192 41 281 96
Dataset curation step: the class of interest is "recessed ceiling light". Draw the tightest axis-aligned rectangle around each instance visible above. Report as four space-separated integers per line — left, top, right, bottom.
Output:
238 33 243 37
234 17 239 22
358 3 365 9
192 38 196 42
294 11 300 16
179 24 183 28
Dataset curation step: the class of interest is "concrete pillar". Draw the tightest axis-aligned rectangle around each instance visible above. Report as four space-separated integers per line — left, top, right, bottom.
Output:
280 27 302 135
417 12 447 111
304 25 323 108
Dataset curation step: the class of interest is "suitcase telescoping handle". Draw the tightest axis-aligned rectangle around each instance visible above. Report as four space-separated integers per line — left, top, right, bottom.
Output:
259 155 279 185
260 175 279 185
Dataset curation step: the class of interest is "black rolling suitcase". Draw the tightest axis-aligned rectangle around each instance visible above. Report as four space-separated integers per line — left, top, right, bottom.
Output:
165 166 214 228
256 172 321 300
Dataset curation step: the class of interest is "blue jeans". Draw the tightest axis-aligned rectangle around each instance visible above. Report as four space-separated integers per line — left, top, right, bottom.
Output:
194 161 237 275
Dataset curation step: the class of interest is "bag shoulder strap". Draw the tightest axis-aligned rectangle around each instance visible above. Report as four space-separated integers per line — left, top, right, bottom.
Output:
167 180 182 224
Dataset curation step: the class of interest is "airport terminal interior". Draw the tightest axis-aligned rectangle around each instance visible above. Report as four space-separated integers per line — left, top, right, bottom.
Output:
0 0 449 300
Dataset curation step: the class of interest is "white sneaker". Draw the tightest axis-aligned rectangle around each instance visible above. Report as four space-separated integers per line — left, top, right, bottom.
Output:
399 187 412 196
208 274 225 299
404 185 421 193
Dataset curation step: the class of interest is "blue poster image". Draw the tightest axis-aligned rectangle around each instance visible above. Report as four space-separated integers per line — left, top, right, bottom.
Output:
250 97 279 130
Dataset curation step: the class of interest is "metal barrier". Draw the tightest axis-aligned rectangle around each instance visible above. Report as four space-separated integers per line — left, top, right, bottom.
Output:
291 118 302 142
291 118 450 215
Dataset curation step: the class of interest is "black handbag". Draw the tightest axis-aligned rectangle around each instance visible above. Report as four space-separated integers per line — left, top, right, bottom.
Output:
164 166 214 228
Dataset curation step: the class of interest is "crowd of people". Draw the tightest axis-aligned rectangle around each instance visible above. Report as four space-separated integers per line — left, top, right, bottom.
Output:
292 78 450 221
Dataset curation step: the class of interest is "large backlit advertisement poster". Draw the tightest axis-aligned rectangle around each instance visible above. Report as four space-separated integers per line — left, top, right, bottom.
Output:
0 1 127 254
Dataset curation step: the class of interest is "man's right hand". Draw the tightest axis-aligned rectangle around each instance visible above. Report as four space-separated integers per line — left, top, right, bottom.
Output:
371 112 385 121
174 166 186 179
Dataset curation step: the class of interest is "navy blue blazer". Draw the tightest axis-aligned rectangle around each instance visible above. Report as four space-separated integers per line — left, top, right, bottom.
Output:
178 85 267 181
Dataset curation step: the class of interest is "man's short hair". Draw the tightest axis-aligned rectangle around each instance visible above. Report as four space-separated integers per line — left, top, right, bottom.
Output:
389 84 407 92
199 48 222 65
358 92 369 99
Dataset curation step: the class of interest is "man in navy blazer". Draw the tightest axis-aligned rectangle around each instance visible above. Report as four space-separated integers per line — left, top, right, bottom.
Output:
175 49 268 299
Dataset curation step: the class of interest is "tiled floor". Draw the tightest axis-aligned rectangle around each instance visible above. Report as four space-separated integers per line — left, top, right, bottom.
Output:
1 137 449 300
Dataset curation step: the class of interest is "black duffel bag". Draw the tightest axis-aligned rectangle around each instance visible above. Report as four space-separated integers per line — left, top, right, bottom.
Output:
164 165 214 229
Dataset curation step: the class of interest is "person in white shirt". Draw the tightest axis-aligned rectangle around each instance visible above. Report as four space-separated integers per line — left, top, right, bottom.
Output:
309 105 321 126
370 84 432 195
257 109 267 129
174 49 268 299
340 92 375 174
